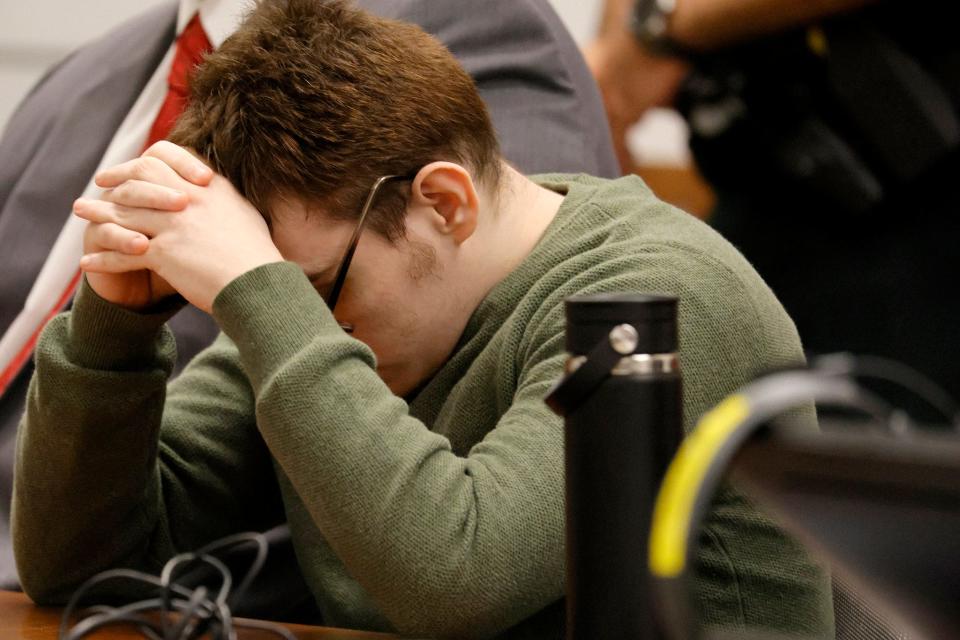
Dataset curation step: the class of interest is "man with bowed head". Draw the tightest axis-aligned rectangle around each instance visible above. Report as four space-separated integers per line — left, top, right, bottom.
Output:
0 0 617 587
14 1 833 637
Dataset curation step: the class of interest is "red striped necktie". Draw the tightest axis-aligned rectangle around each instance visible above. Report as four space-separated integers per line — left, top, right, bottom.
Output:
0 14 212 399
145 13 213 148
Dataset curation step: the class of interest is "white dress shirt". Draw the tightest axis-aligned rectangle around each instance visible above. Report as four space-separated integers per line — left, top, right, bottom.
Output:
0 0 249 380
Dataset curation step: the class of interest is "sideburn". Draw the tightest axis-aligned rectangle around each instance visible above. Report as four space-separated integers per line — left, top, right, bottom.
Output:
405 237 439 282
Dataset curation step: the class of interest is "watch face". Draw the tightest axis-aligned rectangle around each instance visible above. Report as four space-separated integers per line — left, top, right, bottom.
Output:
632 0 691 58
634 0 674 41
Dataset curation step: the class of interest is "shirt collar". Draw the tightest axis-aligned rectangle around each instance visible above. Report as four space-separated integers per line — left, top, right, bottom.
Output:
177 0 251 48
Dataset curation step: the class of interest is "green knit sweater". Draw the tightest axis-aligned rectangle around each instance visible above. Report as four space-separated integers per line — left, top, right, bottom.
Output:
13 174 833 638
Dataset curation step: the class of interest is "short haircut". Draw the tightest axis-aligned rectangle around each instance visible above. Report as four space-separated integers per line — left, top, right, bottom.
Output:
170 0 502 240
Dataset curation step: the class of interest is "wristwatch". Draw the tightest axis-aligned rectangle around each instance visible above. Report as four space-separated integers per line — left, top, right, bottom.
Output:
631 0 693 58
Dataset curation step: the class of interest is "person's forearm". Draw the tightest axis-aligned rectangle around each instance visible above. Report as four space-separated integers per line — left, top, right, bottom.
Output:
13 282 280 604
13 283 179 602
669 0 879 51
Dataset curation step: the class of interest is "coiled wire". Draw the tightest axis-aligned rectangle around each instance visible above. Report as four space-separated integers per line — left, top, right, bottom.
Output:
59 531 297 640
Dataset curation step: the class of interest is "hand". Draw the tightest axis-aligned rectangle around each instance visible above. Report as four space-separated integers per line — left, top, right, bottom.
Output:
73 142 284 314
75 142 213 310
583 30 689 174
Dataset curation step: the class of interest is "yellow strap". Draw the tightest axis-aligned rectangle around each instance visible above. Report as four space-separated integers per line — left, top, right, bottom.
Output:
648 394 750 577
807 26 829 58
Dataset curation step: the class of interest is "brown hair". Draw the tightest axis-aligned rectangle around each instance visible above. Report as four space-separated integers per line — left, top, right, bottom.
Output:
170 0 501 240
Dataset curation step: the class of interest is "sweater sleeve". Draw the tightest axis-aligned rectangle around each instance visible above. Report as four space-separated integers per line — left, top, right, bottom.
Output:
213 262 568 638
13 280 284 604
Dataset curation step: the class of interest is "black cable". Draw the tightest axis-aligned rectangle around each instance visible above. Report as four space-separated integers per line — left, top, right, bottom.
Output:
168 587 208 640
66 598 168 640
59 529 298 640
59 569 174 640
196 531 269 609
159 553 231 639
813 352 960 428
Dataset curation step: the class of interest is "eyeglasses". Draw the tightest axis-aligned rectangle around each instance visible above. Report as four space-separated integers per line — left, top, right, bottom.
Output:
323 173 413 333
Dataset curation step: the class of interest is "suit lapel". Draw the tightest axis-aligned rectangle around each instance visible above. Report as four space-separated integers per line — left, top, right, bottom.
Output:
0 2 177 336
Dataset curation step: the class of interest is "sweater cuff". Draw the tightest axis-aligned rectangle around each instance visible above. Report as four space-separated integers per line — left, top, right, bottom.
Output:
212 261 353 389
65 277 182 370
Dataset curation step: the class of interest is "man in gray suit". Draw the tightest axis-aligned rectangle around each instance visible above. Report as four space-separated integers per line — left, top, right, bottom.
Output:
0 0 617 589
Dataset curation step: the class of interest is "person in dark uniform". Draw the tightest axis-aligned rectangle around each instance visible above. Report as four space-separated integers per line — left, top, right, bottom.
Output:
587 0 960 423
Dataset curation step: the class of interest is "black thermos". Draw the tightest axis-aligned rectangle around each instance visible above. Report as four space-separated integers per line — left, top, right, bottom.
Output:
546 294 683 640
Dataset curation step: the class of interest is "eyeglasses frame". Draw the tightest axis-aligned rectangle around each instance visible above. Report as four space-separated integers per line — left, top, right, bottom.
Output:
326 173 414 332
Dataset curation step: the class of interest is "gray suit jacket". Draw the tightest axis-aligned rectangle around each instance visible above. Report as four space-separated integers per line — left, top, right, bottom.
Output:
0 0 617 591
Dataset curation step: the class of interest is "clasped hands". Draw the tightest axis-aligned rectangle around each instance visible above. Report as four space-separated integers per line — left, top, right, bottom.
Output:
73 142 284 313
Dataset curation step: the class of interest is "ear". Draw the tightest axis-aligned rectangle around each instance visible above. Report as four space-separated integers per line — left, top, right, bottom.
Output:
410 161 479 245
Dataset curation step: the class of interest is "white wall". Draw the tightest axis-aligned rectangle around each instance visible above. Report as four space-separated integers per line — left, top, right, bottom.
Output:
0 0 169 133
547 0 602 46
